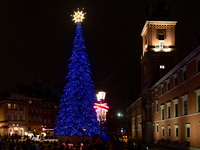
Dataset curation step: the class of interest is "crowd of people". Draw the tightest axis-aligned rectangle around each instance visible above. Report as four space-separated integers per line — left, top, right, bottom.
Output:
0 137 141 150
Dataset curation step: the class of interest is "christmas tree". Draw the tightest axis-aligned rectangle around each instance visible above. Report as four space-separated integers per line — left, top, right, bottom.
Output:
54 10 100 138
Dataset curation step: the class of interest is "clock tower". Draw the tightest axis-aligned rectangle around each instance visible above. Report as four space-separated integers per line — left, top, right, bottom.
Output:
140 0 178 143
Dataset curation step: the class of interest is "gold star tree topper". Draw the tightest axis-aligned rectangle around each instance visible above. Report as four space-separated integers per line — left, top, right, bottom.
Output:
72 8 86 23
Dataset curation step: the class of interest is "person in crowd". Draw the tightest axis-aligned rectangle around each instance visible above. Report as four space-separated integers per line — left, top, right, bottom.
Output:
94 138 103 150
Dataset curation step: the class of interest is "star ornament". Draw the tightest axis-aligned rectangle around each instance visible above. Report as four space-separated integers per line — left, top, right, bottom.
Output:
72 8 86 23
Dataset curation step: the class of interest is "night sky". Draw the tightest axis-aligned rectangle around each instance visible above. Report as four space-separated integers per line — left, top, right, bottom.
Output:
1 0 200 115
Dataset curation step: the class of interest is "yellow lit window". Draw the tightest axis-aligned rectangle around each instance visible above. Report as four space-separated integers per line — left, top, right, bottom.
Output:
8 103 11 109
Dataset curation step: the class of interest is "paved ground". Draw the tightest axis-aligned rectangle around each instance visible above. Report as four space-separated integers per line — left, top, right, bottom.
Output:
127 139 171 150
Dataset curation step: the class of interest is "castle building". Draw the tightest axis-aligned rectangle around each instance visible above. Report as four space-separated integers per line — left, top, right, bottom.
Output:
127 0 200 149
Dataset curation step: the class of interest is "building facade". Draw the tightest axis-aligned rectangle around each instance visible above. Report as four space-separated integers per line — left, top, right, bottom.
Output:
127 5 200 149
0 82 60 138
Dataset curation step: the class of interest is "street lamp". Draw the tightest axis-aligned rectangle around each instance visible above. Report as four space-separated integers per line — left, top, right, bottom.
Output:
94 90 109 139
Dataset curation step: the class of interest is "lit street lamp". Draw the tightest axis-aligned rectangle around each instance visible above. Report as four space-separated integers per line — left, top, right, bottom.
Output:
94 90 109 139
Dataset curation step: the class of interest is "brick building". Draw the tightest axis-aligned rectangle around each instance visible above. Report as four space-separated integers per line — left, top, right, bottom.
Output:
127 0 200 149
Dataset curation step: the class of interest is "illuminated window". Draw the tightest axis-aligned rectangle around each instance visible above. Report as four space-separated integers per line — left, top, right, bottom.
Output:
173 99 178 117
166 102 171 119
156 123 158 132
29 100 32 104
160 105 164 120
54 105 58 109
13 104 17 110
182 94 188 115
8 103 11 109
160 65 165 69
155 100 158 112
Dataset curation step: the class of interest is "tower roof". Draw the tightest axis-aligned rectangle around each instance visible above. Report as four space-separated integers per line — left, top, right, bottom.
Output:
146 0 170 20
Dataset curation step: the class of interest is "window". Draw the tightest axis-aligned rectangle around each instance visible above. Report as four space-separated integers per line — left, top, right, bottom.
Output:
48 111 51 115
39 117 41 122
197 59 200 73
155 100 158 112
8 103 11 109
174 74 177 86
166 79 170 91
156 29 166 39
168 126 171 137
161 84 164 95
182 66 187 81
182 94 188 115
175 124 178 137
29 100 32 104
152 124 154 132
44 119 46 124
185 124 190 138
195 88 200 112
20 104 23 111
152 102 154 113
13 104 17 110
160 65 165 69
48 119 51 124
14 115 17 120
8 115 11 120
54 105 58 109
162 126 164 136
155 88 158 96
29 116 31 122
173 99 178 117
34 116 36 122
138 115 140 124
20 116 23 120
166 102 171 119
161 105 164 120
44 111 46 115
156 123 158 132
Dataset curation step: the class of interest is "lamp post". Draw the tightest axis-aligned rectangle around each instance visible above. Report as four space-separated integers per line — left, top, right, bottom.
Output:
94 90 109 139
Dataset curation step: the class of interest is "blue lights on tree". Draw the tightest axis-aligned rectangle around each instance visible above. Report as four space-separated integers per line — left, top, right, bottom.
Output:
54 22 100 138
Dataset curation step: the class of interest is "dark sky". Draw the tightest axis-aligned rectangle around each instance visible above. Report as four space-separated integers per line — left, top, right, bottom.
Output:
1 0 200 115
